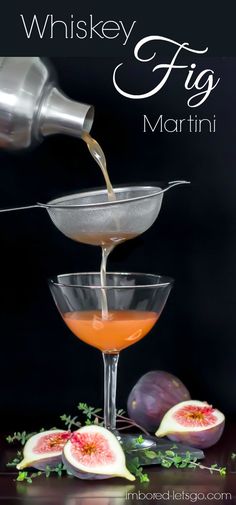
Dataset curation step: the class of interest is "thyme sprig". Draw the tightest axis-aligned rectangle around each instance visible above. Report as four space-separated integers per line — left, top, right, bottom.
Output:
60 415 81 430
151 449 226 476
44 463 69 478
6 432 37 446
16 463 70 483
16 471 42 484
124 435 150 482
6 428 47 446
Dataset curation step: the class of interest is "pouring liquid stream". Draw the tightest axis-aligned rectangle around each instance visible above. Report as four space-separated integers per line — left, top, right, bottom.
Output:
82 132 116 202
82 132 117 320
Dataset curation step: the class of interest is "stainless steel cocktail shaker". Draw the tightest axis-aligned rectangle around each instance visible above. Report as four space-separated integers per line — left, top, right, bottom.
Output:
0 57 94 150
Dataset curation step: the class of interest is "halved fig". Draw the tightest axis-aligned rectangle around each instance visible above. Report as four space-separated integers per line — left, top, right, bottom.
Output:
63 425 135 481
155 400 225 449
17 430 71 470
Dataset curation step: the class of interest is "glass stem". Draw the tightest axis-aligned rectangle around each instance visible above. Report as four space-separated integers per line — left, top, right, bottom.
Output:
102 352 119 431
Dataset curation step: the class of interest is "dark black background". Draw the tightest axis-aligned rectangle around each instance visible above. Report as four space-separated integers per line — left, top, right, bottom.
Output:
0 1 236 431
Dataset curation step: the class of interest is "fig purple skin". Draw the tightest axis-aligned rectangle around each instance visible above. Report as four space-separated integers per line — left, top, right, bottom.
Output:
62 454 111 480
167 422 225 449
127 370 191 432
28 455 62 471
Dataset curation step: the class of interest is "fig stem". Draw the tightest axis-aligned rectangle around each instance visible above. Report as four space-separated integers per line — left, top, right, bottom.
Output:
82 410 150 436
91 414 104 421
116 419 131 422
117 425 135 431
116 415 150 436
81 408 150 436
117 414 139 422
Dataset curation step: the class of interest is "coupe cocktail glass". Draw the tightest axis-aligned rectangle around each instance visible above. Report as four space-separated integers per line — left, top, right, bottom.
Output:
49 272 173 438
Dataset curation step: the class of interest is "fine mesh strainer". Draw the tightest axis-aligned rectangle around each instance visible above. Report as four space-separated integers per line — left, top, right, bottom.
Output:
0 181 189 246
38 181 189 246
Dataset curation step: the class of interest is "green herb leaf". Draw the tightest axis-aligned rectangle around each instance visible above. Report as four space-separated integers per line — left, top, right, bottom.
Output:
127 458 150 483
161 459 173 468
60 414 81 430
144 450 157 460
45 465 51 478
6 457 21 467
219 467 226 477
165 450 175 457
135 435 144 445
77 403 103 421
117 409 126 416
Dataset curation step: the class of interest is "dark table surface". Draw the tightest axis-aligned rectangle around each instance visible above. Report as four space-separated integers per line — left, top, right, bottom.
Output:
0 424 235 505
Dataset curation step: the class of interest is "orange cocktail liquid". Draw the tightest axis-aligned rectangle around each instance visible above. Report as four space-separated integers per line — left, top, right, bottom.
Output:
63 310 159 352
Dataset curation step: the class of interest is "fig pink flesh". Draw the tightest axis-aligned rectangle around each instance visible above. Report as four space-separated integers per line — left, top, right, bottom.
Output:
70 432 116 467
33 432 71 454
173 405 218 428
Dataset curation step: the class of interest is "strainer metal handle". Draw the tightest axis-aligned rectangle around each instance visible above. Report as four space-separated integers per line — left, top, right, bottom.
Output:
0 180 190 213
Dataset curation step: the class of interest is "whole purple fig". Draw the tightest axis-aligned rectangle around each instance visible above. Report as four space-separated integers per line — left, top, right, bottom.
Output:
127 370 191 432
